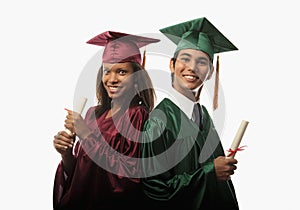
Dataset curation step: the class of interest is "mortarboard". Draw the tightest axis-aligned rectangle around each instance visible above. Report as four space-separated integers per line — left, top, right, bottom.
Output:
159 17 238 110
159 17 238 61
86 31 160 66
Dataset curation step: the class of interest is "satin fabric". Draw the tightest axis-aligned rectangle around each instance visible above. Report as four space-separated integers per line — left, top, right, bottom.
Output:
141 98 239 210
53 105 149 210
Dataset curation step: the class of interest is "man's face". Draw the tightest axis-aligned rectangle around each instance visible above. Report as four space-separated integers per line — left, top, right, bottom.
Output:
170 49 213 96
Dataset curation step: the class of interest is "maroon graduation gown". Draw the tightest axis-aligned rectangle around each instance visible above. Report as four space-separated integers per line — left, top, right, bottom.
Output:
53 105 149 210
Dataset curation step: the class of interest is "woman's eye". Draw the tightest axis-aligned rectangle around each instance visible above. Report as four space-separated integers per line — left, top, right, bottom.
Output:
118 70 127 75
103 68 110 74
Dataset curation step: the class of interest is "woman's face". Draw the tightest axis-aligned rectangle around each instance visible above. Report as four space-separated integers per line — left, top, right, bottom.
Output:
102 62 135 100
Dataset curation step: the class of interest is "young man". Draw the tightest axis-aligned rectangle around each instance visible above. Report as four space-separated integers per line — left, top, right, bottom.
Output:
141 17 240 210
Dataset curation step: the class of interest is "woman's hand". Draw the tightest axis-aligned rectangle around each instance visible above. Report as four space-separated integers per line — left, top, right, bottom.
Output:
64 109 92 139
53 131 74 157
53 130 76 175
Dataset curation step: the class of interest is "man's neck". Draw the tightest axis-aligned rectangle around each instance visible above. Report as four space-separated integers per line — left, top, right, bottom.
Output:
172 85 203 102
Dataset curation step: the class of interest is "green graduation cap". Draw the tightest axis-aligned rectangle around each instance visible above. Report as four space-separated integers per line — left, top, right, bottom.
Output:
160 17 238 110
159 17 238 61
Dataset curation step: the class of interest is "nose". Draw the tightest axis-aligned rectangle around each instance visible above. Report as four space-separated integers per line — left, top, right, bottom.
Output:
186 60 197 72
108 72 118 83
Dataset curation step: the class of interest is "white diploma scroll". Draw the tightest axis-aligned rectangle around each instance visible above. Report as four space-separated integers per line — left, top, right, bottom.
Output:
65 97 88 135
226 120 249 158
73 97 88 114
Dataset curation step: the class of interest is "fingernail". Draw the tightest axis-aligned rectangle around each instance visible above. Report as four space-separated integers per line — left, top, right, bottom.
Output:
64 108 71 112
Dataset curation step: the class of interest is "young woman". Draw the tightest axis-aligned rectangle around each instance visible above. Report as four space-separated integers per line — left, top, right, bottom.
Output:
52 31 159 210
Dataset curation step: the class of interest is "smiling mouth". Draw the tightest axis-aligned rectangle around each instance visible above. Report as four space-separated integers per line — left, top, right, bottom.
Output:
183 74 199 81
108 85 121 93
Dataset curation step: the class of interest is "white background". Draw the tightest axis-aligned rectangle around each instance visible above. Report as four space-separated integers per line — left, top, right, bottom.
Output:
1 0 299 209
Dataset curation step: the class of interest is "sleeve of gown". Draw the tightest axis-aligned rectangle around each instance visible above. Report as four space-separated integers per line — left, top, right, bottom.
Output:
53 161 69 208
141 116 218 203
53 142 79 207
80 106 148 178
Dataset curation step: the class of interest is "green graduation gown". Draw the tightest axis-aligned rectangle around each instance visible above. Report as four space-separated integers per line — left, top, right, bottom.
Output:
141 98 239 210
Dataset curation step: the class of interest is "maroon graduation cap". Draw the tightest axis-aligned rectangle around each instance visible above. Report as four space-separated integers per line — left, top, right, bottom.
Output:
86 31 160 66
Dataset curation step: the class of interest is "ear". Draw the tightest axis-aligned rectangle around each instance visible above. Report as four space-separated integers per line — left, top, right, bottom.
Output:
169 58 175 73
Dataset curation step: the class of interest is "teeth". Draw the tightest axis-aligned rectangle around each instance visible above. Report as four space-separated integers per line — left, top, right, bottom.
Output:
184 75 196 80
109 86 119 91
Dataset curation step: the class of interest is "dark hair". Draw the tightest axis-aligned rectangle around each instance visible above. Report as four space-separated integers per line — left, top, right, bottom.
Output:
170 51 179 85
94 62 156 118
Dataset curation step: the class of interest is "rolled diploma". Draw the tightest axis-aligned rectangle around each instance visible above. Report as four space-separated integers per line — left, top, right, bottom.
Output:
226 120 249 158
65 97 88 135
73 97 88 114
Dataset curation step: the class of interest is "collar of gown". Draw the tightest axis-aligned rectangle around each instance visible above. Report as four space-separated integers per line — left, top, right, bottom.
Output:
165 87 199 119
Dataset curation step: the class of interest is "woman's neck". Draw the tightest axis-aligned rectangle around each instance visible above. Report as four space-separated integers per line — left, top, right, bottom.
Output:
105 99 123 119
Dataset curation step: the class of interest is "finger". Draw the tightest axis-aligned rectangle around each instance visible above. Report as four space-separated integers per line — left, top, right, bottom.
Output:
64 119 74 127
225 158 237 165
64 117 74 125
65 114 73 120
64 124 75 133
54 133 63 140
53 136 73 148
55 145 73 154
64 108 73 113
65 115 74 122
59 131 74 138
65 117 74 124
55 131 70 138
53 139 69 149
54 142 69 150
61 135 74 145
54 140 73 149
54 134 59 139
231 165 237 170
230 158 238 164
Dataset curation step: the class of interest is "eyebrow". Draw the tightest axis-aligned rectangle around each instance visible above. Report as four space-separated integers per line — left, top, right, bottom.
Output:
179 53 192 57
197 57 209 62
179 53 209 61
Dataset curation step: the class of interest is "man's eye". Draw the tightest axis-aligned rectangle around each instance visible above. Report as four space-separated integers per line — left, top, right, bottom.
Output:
180 57 189 62
198 61 207 65
197 61 208 66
